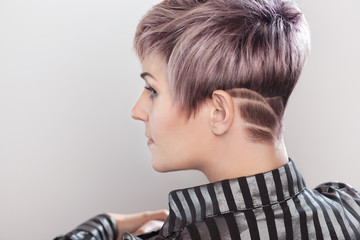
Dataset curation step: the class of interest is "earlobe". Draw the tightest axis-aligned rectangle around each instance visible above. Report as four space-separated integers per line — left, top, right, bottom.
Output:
210 90 234 135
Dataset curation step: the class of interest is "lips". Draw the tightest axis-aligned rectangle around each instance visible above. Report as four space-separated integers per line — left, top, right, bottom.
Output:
147 138 154 146
146 133 154 146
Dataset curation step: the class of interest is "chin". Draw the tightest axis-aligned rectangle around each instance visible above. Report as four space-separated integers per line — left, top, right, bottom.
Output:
151 160 194 174
151 158 169 173
152 167 168 173
151 157 180 173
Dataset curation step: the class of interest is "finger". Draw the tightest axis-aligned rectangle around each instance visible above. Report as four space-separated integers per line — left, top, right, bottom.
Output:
142 209 169 222
132 220 165 236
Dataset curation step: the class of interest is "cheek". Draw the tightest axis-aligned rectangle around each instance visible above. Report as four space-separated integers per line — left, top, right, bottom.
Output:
149 103 180 141
148 105 186 171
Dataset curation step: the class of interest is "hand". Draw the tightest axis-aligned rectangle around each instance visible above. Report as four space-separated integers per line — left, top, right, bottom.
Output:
107 210 168 239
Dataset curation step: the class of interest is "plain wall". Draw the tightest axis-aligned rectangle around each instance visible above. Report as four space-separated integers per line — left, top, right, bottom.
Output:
0 0 359 239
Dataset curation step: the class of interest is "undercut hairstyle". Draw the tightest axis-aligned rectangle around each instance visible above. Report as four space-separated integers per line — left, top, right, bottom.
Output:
134 0 310 142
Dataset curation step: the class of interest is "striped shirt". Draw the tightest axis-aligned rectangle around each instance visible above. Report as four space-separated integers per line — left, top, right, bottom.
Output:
124 159 360 240
56 159 360 240
54 214 118 240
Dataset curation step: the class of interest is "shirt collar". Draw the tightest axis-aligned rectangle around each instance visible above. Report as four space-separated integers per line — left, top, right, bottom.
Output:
160 159 306 237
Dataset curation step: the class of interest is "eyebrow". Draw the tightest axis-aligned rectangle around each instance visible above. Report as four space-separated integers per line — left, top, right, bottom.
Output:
140 72 156 81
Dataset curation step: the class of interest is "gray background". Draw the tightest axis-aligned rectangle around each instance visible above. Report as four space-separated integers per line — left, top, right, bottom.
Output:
0 0 359 239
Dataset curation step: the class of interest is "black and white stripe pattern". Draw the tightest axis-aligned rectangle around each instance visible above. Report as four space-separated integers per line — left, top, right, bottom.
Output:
55 214 118 240
153 160 360 239
58 160 360 240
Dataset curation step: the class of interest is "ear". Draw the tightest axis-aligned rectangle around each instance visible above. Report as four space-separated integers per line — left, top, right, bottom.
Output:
209 90 234 135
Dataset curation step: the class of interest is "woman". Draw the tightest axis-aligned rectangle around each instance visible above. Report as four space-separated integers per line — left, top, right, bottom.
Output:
56 0 360 239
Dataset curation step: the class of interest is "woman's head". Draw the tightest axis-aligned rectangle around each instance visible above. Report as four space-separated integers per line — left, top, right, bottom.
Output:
134 0 310 142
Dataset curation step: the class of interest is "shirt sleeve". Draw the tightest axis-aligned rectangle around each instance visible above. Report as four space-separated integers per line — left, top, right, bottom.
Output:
54 214 118 240
122 230 162 240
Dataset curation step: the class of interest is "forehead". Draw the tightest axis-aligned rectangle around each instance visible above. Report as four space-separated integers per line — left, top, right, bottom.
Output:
141 54 168 82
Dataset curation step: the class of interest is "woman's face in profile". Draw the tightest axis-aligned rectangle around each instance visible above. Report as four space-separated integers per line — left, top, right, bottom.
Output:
131 54 213 173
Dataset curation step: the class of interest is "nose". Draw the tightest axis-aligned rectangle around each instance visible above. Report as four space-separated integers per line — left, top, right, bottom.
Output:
131 92 149 122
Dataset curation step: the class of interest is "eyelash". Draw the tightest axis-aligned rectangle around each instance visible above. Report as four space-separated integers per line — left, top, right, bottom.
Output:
144 86 157 99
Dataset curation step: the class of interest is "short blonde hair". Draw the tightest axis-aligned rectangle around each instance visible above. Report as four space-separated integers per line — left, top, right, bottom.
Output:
134 0 310 142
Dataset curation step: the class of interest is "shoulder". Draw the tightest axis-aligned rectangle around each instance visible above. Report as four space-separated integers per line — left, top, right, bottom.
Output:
314 181 360 205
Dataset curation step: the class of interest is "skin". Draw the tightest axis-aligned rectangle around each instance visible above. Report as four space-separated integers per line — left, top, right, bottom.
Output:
109 53 289 238
107 210 168 239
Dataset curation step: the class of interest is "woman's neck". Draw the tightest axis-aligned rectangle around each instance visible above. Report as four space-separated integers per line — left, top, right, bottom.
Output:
202 138 289 183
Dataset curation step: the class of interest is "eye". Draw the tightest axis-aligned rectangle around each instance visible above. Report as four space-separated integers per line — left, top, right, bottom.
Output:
144 86 157 99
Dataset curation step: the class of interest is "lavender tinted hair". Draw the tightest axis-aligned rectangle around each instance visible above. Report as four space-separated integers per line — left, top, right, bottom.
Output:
134 0 310 142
